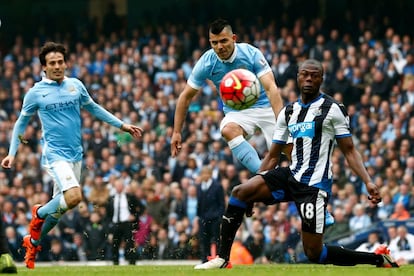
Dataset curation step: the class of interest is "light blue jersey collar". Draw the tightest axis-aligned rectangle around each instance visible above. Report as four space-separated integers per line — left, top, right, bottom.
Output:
41 76 68 84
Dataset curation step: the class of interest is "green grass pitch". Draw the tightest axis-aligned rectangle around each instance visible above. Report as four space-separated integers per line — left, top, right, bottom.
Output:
14 264 412 276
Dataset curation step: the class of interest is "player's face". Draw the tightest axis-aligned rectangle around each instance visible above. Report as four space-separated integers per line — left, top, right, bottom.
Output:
297 64 323 100
43 52 67 82
209 27 236 60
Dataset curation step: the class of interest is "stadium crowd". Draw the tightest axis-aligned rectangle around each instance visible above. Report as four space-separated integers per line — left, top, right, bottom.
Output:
1 14 414 266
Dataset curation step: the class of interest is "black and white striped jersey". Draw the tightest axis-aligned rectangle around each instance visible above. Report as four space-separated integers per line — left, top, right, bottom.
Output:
273 93 351 191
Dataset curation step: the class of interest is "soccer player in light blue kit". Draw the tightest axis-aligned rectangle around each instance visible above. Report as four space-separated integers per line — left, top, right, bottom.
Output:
1 42 143 269
171 18 283 174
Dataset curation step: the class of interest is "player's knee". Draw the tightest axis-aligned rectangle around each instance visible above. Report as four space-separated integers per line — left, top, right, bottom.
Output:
64 187 83 209
231 185 242 198
304 247 325 264
305 250 320 263
231 184 252 203
221 123 243 141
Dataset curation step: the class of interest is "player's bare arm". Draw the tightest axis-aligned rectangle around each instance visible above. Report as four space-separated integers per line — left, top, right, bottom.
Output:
259 71 283 118
258 142 284 172
171 84 199 157
337 136 381 204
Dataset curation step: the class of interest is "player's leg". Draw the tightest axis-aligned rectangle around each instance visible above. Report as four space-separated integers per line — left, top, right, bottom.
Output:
195 170 280 269
24 161 82 269
35 161 82 244
302 231 398 267
297 185 398 268
220 112 261 174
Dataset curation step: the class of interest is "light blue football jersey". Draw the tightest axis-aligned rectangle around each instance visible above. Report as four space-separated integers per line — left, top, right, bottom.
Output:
9 77 123 165
188 43 272 113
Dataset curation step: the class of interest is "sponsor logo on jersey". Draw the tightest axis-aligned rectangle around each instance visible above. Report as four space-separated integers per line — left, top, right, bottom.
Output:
45 99 80 111
288 122 315 138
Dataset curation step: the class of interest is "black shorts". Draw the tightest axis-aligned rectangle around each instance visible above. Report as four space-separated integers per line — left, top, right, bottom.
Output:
260 167 329 234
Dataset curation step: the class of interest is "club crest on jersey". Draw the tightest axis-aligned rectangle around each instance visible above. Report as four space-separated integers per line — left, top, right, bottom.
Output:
288 122 315 138
312 108 322 116
68 85 76 94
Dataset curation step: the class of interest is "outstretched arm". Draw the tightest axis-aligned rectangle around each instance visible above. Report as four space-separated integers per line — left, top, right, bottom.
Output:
1 114 31 168
337 136 381 204
84 102 143 139
259 142 285 171
259 71 283 118
170 84 198 157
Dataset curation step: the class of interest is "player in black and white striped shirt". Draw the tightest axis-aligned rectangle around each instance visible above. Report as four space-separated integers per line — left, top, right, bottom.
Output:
196 59 398 269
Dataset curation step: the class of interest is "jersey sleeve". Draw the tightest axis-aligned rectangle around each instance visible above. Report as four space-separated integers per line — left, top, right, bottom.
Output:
272 106 289 144
20 89 38 116
8 89 37 156
331 103 352 138
187 54 208 90
251 47 272 78
75 78 94 106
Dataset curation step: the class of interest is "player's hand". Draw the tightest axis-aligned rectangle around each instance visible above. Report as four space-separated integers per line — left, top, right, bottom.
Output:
1 156 15 169
365 182 382 204
121 124 143 139
170 132 182 157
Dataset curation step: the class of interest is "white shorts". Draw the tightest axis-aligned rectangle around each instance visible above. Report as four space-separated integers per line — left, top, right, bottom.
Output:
220 107 276 149
43 160 81 198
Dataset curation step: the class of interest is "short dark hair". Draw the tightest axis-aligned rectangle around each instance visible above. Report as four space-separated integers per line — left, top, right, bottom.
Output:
209 18 232 35
39 42 67 66
299 59 324 75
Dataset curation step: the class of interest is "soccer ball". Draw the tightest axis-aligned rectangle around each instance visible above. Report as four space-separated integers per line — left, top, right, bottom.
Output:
219 68 260 110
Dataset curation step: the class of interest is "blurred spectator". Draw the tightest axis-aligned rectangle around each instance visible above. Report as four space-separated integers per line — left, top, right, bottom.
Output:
134 208 153 258
106 178 143 265
349 203 372 233
392 183 411 210
324 208 350 241
388 225 414 265
71 233 87 262
58 208 83 249
184 185 198 228
390 202 411 220
1 200 16 227
196 166 225 263
169 184 186 220
5 225 24 262
48 238 68 262
243 220 265 262
260 226 287 263
377 190 395 220
229 229 254 265
141 228 173 260
171 232 192 260
83 211 108 261
355 231 382 252
87 175 110 211
386 226 398 245
145 184 169 228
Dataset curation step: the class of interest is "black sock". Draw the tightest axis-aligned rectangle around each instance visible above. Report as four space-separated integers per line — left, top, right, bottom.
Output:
325 245 382 266
218 204 245 261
